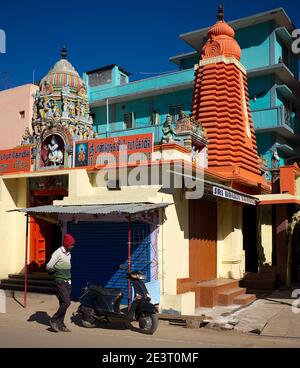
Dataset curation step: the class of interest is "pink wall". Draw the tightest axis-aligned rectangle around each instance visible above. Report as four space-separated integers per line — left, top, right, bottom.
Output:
0 84 38 150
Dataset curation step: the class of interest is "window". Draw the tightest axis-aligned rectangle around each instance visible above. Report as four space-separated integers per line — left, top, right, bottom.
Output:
19 111 25 119
88 69 112 87
124 112 136 129
169 105 183 122
151 111 160 126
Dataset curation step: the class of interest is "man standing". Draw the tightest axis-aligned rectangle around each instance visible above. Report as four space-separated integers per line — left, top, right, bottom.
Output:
46 233 76 332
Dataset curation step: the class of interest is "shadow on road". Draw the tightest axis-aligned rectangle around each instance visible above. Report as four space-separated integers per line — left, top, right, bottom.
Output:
27 311 51 327
70 313 133 332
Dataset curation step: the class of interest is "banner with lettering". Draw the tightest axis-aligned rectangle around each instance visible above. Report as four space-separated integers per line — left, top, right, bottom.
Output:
0 146 31 175
75 133 153 168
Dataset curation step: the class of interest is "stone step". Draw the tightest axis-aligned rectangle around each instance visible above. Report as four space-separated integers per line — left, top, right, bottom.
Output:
8 273 54 281
233 293 256 306
259 266 277 275
198 279 240 308
217 288 246 306
0 283 56 294
240 279 276 290
1 278 55 287
242 272 276 282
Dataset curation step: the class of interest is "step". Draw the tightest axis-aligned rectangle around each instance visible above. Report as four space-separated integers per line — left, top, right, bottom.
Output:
8 273 54 281
0 283 56 294
233 294 256 306
3 289 57 301
198 279 240 308
1 278 55 287
217 288 246 306
240 279 276 290
259 266 277 275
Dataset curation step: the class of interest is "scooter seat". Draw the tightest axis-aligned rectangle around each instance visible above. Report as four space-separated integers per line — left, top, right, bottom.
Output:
89 284 123 297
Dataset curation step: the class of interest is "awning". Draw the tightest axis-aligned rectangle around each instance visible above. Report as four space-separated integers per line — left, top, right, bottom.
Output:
13 203 171 216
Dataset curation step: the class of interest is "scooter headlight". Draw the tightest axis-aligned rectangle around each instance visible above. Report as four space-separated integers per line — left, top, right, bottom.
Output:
137 273 147 280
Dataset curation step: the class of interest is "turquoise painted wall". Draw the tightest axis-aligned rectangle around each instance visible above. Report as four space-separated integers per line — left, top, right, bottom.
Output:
235 22 272 69
88 69 194 104
91 89 193 143
248 75 273 110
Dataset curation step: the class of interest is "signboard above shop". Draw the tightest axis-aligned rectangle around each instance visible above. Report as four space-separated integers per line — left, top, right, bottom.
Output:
0 146 31 175
213 186 257 206
74 133 153 168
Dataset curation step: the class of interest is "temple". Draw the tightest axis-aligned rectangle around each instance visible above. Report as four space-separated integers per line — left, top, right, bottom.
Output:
21 48 94 169
192 6 265 193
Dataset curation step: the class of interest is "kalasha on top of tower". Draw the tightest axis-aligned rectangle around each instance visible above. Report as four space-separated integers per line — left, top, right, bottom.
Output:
202 5 241 61
40 46 85 91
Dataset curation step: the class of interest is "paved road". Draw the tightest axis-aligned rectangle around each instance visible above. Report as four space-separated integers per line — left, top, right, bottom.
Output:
0 297 300 348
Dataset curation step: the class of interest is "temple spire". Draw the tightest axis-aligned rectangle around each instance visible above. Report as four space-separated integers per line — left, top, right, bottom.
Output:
217 4 224 21
61 46 68 60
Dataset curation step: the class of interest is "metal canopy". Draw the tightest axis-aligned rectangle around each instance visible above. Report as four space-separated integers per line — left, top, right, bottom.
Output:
15 203 171 216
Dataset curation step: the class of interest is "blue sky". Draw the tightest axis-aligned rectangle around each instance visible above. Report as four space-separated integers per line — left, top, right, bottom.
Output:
0 0 299 89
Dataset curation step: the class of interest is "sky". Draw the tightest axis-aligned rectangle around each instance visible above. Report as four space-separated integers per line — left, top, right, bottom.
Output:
0 0 299 89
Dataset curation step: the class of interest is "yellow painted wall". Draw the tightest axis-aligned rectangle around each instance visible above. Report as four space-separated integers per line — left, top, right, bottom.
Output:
157 189 189 296
0 177 28 278
54 169 191 310
217 201 245 279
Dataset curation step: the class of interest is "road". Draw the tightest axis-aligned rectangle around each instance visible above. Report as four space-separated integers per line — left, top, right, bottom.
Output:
0 297 300 348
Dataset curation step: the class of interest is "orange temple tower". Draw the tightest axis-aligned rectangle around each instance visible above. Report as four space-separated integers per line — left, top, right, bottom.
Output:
192 6 265 192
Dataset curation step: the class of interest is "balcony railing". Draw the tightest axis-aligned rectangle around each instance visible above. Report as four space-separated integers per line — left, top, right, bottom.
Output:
252 106 300 133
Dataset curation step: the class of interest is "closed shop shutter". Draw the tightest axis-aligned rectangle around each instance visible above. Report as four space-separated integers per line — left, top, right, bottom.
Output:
68 221 151 303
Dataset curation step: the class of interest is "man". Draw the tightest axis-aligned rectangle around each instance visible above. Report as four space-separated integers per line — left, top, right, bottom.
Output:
46 233 76 332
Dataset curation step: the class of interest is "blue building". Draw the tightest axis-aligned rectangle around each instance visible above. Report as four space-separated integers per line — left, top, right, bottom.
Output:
84 8 300 177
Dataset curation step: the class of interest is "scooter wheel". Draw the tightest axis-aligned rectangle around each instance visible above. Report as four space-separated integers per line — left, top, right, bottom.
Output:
138 313 159 335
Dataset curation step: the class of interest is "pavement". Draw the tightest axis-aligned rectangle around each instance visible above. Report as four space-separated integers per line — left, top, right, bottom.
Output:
197 289 300 337
1 292 300 348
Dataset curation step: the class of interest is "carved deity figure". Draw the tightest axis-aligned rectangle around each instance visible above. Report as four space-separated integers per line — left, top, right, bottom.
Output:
52 101 61 118
40 95 52 121
21 127 32 145
162 114 180 144
62 95 69 118
47 136 64 166
69 102 76 118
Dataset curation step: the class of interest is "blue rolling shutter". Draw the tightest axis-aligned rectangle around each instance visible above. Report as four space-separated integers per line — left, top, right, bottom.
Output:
68 221 151 303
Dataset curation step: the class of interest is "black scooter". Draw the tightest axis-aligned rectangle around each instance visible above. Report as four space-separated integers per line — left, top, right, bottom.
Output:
76 267 159 335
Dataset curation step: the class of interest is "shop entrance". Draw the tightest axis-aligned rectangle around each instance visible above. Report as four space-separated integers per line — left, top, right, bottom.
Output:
28 175 68 272
29 217 62 272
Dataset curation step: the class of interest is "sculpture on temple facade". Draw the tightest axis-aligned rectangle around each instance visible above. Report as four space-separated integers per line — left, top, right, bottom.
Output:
46 136 64 166
162 114 180 144
21 127 33 145
21 47 94 147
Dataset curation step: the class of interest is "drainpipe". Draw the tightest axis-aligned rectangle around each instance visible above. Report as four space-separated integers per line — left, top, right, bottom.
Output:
106 98 109 137
24 214 29 308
